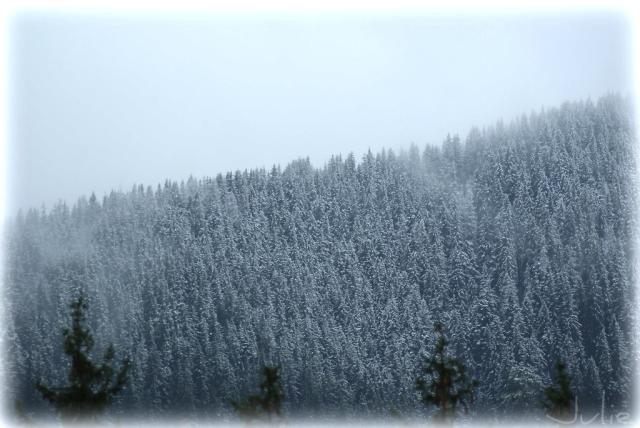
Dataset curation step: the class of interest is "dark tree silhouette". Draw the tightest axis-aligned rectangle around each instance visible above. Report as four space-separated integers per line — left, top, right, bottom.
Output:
543 359 574 420
232 364 284 420
416 322 478 423
35 295 131 421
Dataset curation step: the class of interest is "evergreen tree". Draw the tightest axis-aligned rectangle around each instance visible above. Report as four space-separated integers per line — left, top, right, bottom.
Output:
416 322 478 423
35 295 131 421
232 364 284 421
542 359 574 421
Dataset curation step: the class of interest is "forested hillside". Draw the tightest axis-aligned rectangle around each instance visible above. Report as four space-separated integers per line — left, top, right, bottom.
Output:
4 95 636 418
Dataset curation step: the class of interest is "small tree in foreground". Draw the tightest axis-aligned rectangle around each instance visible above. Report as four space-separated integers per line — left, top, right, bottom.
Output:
36 295 131 421
542 359 574 420
232 364 284 421
416 322 478 424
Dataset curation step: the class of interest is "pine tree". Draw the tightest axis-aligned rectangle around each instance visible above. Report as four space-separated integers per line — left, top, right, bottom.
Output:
542 359 574 420
35 295 131 421
232 364 284 421
416 322 478 423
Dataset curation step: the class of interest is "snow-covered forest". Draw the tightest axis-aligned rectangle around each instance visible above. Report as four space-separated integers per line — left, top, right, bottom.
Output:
3 95 636 418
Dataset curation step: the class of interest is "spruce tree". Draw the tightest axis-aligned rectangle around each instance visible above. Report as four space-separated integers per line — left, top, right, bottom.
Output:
35 295 131 421
543 359 574 420
416 322 478 423
232 364 284 421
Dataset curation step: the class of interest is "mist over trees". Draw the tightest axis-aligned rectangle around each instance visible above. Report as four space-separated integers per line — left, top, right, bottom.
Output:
3 95 635 419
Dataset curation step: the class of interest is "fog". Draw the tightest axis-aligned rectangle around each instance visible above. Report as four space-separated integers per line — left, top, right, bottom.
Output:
7 10 634 213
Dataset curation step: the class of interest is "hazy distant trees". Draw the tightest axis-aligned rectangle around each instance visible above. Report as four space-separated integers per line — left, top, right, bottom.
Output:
5 95 635 417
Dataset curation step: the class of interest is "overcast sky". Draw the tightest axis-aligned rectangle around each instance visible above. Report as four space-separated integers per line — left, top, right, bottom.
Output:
7 10 634 213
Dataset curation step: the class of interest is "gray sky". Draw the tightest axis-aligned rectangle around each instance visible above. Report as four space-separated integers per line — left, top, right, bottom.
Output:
7 10 634 213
